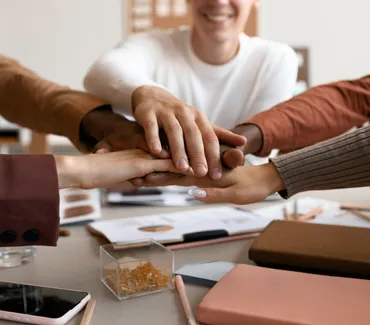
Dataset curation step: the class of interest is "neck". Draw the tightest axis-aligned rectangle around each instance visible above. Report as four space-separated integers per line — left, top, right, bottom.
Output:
191 30 239 65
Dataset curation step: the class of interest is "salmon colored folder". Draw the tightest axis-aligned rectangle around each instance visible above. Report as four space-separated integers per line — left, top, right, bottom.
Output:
197 264 370 325
249 220 370 279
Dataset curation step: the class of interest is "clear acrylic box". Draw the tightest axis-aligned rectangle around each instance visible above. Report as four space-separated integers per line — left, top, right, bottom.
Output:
100 240 174 300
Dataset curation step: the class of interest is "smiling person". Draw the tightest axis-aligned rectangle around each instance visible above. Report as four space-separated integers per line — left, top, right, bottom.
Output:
84 0 298 178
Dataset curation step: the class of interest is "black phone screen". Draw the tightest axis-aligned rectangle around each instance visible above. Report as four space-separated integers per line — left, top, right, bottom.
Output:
0 282 88 318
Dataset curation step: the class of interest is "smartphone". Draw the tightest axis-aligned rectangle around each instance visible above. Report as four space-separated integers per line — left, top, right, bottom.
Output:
0 281 90 325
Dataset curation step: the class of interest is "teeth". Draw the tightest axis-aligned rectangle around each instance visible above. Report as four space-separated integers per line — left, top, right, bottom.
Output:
205 14 228 22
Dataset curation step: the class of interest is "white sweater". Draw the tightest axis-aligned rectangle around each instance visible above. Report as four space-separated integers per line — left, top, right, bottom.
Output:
84 27 298 129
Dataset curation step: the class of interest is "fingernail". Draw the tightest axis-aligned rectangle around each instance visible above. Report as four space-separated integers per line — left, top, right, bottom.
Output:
152 142 161 152
196 163 207 176
188 188 207 199
211 168 222 180
178 158 189 170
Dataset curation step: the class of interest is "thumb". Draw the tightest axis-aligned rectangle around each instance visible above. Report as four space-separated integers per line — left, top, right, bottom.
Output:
188 187 235 204
94 140 113 154
213 126 247 147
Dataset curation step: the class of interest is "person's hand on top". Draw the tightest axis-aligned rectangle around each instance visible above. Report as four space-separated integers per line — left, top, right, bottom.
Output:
131 85 246 180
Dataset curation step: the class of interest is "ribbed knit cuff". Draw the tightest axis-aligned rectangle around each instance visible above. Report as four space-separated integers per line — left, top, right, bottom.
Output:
270 126 370 199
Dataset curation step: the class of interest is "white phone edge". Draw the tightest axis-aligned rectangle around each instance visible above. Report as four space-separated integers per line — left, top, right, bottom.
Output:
0 291 90 325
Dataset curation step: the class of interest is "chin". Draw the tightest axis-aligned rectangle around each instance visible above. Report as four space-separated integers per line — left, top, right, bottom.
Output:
207 30 235 43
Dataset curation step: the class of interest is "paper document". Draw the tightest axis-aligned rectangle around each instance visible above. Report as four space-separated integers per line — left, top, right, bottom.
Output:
88 206 275 244
59 188 101 225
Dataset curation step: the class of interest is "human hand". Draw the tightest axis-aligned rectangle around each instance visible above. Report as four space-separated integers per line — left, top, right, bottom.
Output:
79 106 169 157
136 163 285 205
55 149 180 190
220 124 264 168
132 86 246 179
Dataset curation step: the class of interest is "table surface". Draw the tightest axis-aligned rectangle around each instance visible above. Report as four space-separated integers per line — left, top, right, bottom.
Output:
0 188 368 325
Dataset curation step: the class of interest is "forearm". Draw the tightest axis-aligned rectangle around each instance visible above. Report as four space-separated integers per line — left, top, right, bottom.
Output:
270 125 370 198
245 76 370 156
0 55 105 152
84 49 165 116
229 124 264 155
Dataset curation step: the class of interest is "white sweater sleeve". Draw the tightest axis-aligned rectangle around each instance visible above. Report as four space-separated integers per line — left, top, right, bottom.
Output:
83 33 166 116
246 44 298 118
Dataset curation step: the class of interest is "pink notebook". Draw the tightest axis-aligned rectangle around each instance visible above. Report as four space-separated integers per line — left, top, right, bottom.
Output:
197 264 370 325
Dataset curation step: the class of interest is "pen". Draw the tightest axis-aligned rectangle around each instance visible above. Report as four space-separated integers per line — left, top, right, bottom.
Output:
168 232 260 251
293 200 298 218
296 207 324 221
345 209 370 222
80 299 96 325
175 275 197 325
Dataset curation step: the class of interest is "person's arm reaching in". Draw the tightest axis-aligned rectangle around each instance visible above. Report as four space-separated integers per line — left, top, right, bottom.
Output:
234 75 370 157
0 149 179 248
140 125 370 204
0 55 109 153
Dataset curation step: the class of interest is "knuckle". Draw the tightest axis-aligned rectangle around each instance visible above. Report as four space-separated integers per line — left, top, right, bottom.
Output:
144 119 157 131
191 151 205 162
203 130 219 143
167 121 182 133
184 122 199 135
175 104 189 115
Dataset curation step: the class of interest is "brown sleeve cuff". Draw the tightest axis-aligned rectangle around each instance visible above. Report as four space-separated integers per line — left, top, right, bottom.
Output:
0 155 60 247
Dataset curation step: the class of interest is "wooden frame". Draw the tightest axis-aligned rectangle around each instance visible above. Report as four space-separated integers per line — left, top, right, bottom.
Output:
126 0 259 36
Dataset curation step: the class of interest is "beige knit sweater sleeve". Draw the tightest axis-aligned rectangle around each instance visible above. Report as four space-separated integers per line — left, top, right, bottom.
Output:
270 125 370 198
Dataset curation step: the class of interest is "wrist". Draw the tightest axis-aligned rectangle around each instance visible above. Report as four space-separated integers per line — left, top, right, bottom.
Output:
79 105 113 144
262 162 285 194
55 156 81 189
132 85 152 113
231 124 263 155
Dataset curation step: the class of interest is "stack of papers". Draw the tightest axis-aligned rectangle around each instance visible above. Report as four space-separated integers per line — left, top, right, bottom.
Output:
89 196 370 244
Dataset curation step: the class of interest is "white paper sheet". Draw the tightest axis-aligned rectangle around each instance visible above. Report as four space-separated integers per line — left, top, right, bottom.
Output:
88 206 273 244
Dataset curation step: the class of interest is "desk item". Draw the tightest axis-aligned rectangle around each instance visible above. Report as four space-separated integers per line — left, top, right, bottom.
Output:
59 188 101 225
58 229 71 237
88 207 274 245
283 200 324 221
254 196 370 229
0 281 90 325
167 232 259 251
106 186 200 207
100 240 174 300
249 220 370 279
197 264 370 325
341 203 370 222
79 299 96 325
175 276 197 325
175 261 236 287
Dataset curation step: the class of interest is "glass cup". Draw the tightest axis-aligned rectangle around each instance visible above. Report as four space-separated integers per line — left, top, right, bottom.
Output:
0 247 36 268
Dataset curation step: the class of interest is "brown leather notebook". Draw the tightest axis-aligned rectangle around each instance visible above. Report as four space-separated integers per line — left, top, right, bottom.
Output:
249 220 370 279
197 264 370 325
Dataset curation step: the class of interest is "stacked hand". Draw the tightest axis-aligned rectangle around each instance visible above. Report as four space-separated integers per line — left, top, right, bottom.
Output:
78 86 267 192
133 163 285 205
131 86 246 177
55 149 179 189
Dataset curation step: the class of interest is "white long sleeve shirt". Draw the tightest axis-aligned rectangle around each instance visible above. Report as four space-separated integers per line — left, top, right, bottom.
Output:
84 26 298 129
